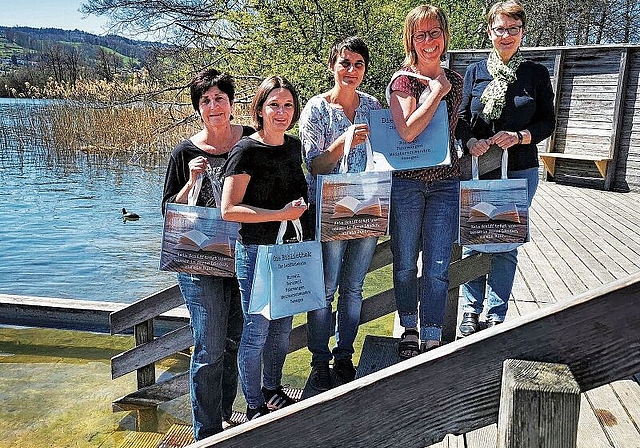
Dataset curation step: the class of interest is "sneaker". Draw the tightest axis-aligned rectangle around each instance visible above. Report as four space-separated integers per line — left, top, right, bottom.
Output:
333 358 356 383
459 312 479 336
309 361 332 391
262 385 295 411
246 402 270 421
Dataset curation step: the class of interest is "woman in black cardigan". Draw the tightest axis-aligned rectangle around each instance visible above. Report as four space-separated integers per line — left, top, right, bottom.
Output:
455 0 555 336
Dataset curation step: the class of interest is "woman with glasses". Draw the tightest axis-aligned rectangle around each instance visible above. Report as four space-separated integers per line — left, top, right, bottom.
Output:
456 0 555 336
299 36 382 390
388 4 463 358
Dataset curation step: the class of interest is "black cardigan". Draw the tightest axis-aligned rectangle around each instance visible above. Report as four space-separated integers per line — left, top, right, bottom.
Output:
455 59 556 172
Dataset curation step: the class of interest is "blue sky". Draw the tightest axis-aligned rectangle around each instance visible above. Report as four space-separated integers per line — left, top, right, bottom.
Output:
1 0 110 35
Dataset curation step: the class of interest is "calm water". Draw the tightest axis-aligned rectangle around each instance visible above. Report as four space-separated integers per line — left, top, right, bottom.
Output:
0 98 176 303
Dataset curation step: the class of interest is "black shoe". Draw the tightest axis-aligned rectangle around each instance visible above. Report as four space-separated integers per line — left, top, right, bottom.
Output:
246 402 270 421
262 385 295 411
309 361 332 391
487 319 503 328
459 312 479 336
333 358 356 383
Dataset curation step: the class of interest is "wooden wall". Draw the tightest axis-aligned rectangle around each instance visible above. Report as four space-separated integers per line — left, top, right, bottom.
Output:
447 44 640 192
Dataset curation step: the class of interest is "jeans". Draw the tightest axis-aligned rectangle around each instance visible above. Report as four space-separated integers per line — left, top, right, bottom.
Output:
235 241 293 409
390 177 460 342
460 167 539 322
177 273 243 440
307 236 378 363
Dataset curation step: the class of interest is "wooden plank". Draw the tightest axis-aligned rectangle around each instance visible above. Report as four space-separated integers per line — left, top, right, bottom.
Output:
609 379 640 433
110 284 185 335
576 395 614 448
136 320 156 389
187 272 640 448
111 324 193 379
585 383 640 447
605 48 630 190
539 153 611 178
466 424 497 448
0 293 187 335
113 372 189 410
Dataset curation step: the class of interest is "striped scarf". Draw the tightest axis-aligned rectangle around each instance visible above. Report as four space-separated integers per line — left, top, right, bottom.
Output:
480 49 524 120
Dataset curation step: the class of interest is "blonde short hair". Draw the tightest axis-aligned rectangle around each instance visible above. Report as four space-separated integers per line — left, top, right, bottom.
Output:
402 4 450 66
487 0 526 29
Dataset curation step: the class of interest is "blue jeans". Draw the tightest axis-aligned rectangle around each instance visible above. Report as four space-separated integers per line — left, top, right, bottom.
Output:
177 273 243 440
390 177 460 341
460 167 539 322
235 241 293 409
307 236 378 364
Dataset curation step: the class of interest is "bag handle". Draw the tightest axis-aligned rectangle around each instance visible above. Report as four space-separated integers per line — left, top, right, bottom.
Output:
471 148 509 180
276 218 303 244
187 175 204 206
341 124 375 173
386 70 433 105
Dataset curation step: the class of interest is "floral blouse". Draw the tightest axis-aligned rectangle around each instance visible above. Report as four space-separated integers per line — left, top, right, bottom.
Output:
299 91 382 202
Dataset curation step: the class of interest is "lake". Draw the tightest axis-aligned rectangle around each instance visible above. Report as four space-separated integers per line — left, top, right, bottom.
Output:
0 98 177 303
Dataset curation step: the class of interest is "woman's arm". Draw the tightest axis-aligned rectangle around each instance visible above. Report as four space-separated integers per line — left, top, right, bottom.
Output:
220 174 307 223
389 72 450 143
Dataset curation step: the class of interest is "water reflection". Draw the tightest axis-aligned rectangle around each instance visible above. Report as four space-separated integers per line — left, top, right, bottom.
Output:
0 99 176 303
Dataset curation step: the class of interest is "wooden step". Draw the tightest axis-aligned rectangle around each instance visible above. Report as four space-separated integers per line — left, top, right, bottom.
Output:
356 335 403 378
157 424 194 448
118 431 164 448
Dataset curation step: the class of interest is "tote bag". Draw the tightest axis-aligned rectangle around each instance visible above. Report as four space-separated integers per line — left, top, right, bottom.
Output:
316 125 392 242
368 70 451 171
159 175 239 276
249 219 325 320
459 150 529 253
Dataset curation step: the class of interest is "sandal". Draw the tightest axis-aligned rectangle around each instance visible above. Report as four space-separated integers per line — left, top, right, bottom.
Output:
398 329 420 359
421 339 441 353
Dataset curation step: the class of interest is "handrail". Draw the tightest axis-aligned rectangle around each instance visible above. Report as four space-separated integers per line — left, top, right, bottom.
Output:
188 271 640 447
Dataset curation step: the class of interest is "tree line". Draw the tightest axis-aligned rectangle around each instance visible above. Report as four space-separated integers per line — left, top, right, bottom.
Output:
3 0 638 102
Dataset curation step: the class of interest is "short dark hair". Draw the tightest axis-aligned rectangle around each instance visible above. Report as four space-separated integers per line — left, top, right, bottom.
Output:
250 76 301 131
189 68 235 113
328 36 370 72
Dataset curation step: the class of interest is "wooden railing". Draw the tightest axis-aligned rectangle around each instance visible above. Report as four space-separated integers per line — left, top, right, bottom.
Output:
190 271 640 448
108 148 505 428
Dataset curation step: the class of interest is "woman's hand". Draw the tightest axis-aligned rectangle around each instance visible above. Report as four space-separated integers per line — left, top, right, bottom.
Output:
188 156 209 184
468 138 492 157
491 131 520 149
428 72 451 100
280 197 308 221
348 123 370 149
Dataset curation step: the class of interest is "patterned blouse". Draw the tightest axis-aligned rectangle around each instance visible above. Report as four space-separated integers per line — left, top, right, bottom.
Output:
299 91 382 202
389 66 463 182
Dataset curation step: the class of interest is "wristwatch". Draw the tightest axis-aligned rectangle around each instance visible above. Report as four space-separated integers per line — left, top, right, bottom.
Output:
516 131 523 144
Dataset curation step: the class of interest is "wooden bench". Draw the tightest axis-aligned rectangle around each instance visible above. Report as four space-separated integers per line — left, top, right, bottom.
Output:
539 152 612 178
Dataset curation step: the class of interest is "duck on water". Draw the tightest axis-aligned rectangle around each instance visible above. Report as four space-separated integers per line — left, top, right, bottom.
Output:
122 208 140 223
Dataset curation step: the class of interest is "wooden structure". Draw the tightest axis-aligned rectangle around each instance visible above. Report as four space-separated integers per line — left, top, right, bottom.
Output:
447 44 640 192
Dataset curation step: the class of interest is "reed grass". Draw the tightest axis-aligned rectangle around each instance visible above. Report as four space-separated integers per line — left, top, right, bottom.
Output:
1 76 253 165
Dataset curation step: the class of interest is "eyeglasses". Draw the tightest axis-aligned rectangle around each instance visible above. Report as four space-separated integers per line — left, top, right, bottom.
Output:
338 60 366 70
412 27 443 42
491 25 523 36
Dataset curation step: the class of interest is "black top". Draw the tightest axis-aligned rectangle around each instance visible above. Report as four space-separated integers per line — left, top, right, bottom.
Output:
222 134 310 245
162 125 255 212
456 59 556 172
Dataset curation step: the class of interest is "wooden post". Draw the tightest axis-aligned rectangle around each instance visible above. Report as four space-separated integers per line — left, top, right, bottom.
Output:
497 359 580 448
604 47 630 191
134 319 157 432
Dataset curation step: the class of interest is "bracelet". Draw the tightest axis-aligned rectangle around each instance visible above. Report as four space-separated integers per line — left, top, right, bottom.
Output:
516 131 523 144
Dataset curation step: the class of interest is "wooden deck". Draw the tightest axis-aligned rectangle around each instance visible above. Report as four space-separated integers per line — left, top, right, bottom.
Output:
438 179 640 448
